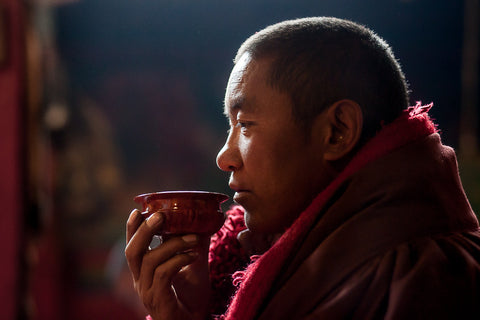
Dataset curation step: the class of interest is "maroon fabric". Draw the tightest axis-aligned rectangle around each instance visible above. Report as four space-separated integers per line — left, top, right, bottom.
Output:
209 206 249 315
222 104 480 319
0 1 25 319
255 133 480 319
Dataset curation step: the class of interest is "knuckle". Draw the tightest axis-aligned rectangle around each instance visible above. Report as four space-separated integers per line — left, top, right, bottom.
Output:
124 244 143 265
142 251 156 265
124 245 134 260
173 252 197 270
165 236 197 251
153 265 170 283
126 209 142 226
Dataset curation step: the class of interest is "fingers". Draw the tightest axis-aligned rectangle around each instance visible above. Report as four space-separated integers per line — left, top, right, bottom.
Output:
126 209 143 244
139 235 199 291
125 209 207 320
125 211 164 280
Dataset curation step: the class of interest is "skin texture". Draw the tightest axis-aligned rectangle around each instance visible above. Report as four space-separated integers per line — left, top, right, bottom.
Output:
216 52 361 237
125 210 211 320
125 52 363 319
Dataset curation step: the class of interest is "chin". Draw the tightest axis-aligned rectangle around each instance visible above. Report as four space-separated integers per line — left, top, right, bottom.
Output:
243 210 263 234
244 212 282 236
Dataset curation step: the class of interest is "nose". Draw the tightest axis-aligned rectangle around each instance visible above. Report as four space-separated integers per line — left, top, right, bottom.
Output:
216 132 242 172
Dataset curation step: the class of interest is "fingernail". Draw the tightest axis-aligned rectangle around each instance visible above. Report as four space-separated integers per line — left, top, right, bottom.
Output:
182 234 198 244
146 213 162 227
130 209 141 220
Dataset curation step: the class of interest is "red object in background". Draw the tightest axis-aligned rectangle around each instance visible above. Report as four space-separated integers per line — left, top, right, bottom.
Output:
0 2 143 318
0 0 24 319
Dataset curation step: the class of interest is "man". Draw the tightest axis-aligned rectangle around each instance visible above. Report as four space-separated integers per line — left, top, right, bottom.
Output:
126 17 480 319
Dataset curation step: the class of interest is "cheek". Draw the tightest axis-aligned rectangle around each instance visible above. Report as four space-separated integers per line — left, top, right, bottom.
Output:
237 136 250 156
244 134 299 168
240 137 274 172
269 136 305 167
238 136 262 166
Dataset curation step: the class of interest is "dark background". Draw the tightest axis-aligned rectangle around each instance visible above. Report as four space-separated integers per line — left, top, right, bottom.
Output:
27 1 477 318
54 0 469 197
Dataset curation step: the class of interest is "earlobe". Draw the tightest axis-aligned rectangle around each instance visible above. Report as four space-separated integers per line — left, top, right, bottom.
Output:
322 99 363 161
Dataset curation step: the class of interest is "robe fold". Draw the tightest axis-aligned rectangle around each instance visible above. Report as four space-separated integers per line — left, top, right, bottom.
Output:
217 104 480 319
256 133 480 319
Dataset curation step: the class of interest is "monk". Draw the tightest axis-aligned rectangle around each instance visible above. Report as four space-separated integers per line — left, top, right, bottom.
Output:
125 17 480 319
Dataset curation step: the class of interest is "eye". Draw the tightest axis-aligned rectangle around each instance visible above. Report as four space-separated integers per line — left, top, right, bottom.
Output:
236 121 253 132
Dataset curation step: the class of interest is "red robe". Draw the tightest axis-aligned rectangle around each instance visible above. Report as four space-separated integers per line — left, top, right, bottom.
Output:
211 104 480 319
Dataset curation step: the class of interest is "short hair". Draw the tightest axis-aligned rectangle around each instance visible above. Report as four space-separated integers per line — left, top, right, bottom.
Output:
235 17 410 142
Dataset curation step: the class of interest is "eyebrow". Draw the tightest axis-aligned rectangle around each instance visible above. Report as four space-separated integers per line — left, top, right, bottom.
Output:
224 96 245 116
224 96 258 117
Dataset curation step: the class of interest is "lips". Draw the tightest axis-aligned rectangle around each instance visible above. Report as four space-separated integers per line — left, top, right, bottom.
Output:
233 190 250 204
229 180 251 205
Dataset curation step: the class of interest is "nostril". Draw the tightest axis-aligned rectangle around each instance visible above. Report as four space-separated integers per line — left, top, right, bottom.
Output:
216 146 239 172
216 132 241 172
216 149 229 171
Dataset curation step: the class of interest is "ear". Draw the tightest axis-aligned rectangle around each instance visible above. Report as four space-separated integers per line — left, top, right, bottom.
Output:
321 99 363 161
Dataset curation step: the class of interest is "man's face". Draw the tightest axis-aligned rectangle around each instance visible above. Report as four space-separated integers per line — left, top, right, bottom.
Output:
216 53 334 235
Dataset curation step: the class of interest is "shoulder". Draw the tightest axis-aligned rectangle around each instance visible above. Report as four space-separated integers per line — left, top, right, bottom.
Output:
315 231 480 319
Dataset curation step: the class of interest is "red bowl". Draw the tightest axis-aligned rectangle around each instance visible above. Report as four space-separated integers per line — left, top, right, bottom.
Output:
134 191 229 235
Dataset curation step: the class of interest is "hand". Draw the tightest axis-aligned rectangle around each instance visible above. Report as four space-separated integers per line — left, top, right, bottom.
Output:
125 209 211 320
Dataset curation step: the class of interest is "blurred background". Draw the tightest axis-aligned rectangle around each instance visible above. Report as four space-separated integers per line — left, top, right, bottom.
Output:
1 0 479 319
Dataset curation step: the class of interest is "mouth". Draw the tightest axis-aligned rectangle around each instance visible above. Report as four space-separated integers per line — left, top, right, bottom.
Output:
229 178 252 204
232 189 252 206
229 183 249 203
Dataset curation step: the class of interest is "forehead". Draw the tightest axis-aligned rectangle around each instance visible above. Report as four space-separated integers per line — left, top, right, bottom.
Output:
224 53 268 116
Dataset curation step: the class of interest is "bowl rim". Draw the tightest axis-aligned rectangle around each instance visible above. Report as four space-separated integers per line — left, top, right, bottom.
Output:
134 190 229 204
